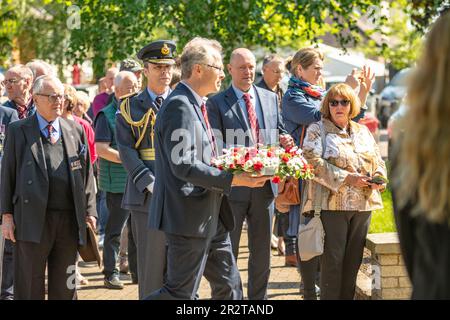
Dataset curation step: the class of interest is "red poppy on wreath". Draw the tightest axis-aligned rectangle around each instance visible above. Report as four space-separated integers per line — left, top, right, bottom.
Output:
281 155 290 163
272 176 281 184
253 162 263 172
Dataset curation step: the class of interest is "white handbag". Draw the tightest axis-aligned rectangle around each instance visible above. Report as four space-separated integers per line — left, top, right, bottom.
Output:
297 183 325 261
297 121 326 261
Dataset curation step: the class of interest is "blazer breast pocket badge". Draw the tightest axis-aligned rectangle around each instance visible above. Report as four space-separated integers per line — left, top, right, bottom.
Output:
78 144 87 157
70 159 82 171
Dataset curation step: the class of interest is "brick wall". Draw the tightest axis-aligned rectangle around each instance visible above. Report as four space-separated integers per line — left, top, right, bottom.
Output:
366 233 412 300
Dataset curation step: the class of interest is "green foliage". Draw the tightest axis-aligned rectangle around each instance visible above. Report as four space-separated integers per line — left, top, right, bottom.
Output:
1 0 447 78
69 0 165 78
357 0 426 70
0 0 19 64
369 186 396 234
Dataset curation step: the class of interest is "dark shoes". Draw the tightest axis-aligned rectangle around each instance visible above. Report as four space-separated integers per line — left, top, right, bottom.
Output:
300 282 320 300
131 273 138 284
104 274 124 290
285 254 298 267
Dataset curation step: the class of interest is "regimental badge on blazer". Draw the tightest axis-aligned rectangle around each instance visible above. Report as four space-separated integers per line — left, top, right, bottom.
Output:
70 159 82 171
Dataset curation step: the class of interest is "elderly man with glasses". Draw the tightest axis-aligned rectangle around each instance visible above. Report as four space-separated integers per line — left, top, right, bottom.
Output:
1 65 36 119
0 75 97 300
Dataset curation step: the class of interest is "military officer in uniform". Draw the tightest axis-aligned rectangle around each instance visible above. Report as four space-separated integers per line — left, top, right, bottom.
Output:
115 40 176 300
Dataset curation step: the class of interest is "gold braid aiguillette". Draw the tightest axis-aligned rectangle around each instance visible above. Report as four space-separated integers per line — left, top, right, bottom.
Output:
119 97 157 149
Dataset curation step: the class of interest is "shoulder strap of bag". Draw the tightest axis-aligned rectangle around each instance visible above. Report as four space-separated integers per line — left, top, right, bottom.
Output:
313 121 327 217
299 125 306 148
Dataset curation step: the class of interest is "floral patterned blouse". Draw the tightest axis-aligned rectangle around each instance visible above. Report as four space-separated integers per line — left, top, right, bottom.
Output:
301 118 387 213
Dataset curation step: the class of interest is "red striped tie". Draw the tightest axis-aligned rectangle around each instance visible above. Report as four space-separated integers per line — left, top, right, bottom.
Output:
46 123 57 144
200 103 216 157
243 93 260 144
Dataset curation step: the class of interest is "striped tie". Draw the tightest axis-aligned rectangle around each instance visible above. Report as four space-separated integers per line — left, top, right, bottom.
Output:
46 123 57 144
243 93 260 144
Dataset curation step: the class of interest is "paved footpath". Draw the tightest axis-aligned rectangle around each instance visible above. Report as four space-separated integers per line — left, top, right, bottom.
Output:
78 230 302 300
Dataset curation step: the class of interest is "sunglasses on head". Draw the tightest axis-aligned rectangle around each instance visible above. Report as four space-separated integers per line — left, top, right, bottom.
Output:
329 99 350 107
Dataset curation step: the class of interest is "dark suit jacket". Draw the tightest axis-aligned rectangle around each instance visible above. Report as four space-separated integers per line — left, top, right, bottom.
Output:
149 83 234 239
0 105 19 225
0 105 19 128
255 79 284 109
2 100 36 118
116 90 163 213
0 115 97 245
206 84 287 200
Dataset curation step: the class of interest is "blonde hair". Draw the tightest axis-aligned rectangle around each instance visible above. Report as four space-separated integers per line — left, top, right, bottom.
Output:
63 84 77 112
75 90 91 113
290 47 324 76
395 11 450 224
320 83 361 120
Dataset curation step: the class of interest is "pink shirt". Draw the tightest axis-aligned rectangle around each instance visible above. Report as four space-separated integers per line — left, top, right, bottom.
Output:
92 92 110 117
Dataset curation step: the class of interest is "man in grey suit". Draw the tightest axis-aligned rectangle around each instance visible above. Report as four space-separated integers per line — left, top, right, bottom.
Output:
116 40 176 299
0 106 19 300
206 48 294 300
0 75 97 300
146 38 268 300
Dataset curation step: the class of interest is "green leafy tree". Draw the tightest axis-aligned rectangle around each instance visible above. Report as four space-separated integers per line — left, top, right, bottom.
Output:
1 0 447 79
356 0 448 71
0 0 20 65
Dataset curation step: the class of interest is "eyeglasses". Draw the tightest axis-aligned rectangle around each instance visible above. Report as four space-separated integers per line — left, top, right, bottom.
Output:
202 64 224 72
2 78 24 86
36 93 65 104
329 99 350 107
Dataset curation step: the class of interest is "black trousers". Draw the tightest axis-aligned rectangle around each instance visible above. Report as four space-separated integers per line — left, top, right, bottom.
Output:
229 185 274 300
1 239 14 300
14 211 79 300
320 210 371 300
146 220 242 300
103 192 135 277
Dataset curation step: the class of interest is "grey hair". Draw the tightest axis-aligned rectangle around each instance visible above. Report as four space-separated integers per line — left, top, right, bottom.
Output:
32 75 64 95
75 90 91 106
180 37 222 79
7 65 33 81
26 59 56 79
114 71 137 88
262 54 284 67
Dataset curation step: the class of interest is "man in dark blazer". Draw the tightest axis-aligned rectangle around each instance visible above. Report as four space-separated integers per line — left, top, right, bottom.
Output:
2 65 36 119
0 75 97 300
206 48 294 300
0 106 19 300
116 40 176 299
146 38 267 300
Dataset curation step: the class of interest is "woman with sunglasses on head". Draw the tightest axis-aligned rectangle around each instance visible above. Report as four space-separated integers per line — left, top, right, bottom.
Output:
281 47 374 300
301 83 387 300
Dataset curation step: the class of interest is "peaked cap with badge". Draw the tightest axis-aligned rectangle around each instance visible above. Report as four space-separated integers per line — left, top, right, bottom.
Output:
136 40 177 65
116 39 177 214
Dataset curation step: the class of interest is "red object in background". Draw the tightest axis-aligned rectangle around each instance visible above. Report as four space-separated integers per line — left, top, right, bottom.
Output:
359 114 379 135
72 63 81 85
